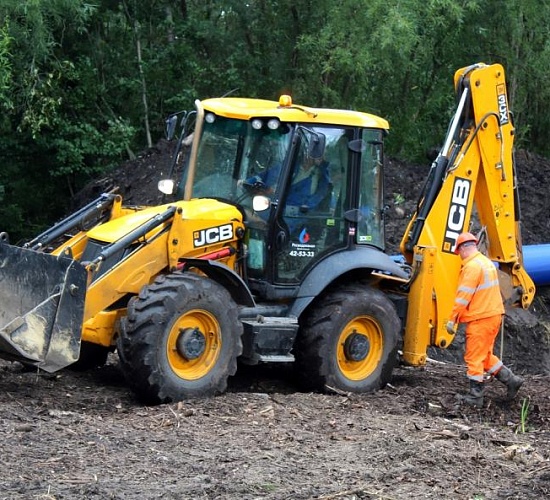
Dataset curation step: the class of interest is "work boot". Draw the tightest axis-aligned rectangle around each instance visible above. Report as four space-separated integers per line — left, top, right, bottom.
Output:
495 366 524 400
458 380 484 408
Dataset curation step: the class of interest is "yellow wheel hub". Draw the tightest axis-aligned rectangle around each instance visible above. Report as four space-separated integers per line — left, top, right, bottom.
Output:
337 316 383 381
166 309 221 380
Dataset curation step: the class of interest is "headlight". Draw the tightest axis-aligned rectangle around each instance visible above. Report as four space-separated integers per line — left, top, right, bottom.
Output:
267 118 280 130
158 179 175 195
251 118 263 130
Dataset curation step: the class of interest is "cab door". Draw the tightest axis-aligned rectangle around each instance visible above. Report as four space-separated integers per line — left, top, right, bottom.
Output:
273 127 352 283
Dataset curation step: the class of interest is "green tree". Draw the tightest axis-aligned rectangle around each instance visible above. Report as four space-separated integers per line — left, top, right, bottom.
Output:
3 0 550 240
470 0 550 155
0 0 135 238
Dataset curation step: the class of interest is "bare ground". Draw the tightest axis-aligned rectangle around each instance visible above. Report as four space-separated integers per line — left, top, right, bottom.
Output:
1 356 549 499
1 143 549 500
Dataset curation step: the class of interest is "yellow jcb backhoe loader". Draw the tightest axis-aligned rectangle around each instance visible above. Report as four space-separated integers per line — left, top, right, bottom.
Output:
0 63 535 404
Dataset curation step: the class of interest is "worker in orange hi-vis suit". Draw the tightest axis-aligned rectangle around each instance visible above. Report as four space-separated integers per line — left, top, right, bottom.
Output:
446 232 524 407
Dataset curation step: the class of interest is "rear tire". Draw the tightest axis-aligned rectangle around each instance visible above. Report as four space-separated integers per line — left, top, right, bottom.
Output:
118 272 243 404
295 283 401 393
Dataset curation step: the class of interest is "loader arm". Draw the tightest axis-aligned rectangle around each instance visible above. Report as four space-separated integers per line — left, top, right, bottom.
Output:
399 63 536 366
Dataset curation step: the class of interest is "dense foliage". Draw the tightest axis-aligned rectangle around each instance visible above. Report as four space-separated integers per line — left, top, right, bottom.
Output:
1 0 550 239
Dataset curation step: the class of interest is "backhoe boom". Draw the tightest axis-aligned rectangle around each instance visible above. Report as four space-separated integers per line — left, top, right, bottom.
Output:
400 63 535 366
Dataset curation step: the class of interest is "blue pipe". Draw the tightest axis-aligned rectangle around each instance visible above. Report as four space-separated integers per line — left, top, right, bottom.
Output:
524 244 550 287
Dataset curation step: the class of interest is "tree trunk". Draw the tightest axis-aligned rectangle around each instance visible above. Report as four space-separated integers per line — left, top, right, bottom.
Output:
134 25 152 148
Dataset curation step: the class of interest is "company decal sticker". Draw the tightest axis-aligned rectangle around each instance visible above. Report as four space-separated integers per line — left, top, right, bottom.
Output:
442 177 471 253
289 227 316 258
193 223 234 247
358 235 373 242
496 83 509 126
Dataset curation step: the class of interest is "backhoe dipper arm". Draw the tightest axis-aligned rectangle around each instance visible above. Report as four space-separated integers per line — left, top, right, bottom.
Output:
400 63 536 366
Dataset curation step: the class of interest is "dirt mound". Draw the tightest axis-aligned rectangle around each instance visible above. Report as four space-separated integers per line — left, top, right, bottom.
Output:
71 141 550 373
74 143 550 249
383 149 550 253
72 139 177 209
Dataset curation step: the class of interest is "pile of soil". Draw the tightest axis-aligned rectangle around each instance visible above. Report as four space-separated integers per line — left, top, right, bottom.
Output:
1 141 549 499
73 142 550 250
383 149 550 252
71 140 550 375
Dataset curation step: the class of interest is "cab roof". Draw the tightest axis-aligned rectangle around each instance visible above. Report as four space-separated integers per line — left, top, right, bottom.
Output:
200 96 390 130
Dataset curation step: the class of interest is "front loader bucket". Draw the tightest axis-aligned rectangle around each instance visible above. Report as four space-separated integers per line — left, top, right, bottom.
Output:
0 244 87 372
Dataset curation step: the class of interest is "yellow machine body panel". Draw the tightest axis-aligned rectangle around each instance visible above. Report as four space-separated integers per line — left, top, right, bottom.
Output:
78 198 244 347
400 63 535 365
201 96 390 130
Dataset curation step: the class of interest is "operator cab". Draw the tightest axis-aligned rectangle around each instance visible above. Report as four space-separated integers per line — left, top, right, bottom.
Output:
176 96 388 297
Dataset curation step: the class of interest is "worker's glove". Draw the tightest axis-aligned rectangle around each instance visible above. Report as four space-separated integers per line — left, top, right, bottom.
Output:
445 320 456 335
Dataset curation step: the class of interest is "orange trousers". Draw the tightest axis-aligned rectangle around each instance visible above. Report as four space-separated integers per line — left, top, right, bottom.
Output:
464 315 503 382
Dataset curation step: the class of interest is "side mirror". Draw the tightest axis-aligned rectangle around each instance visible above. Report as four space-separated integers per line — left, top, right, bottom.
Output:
343 208 362 223
297 126 326 159
165 115 178 140
308 132 326 160
348 138 383 153
348 139 365 153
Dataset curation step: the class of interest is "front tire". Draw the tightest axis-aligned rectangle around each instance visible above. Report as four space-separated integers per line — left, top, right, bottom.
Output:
295 283 401 393
118 272 243 404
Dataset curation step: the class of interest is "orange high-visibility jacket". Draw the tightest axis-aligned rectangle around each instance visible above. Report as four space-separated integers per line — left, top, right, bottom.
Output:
450 251 505 323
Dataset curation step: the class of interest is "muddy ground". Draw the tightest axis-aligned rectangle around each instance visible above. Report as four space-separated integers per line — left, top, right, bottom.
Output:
1 143 549 499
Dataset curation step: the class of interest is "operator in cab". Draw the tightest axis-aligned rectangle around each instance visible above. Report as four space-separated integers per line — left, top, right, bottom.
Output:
242 145 332 234
283 151 331 224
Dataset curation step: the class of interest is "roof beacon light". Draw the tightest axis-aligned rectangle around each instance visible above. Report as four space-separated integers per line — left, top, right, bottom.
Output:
279 95 292 107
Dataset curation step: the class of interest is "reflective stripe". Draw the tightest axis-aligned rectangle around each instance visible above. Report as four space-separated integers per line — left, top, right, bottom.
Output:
476 276 499 291
450 251 504 323
487 360 503 375
464 315 502 380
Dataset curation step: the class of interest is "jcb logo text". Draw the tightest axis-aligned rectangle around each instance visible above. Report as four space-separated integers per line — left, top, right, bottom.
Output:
443 178 471 253
497 84 509 125
193 224 233 247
